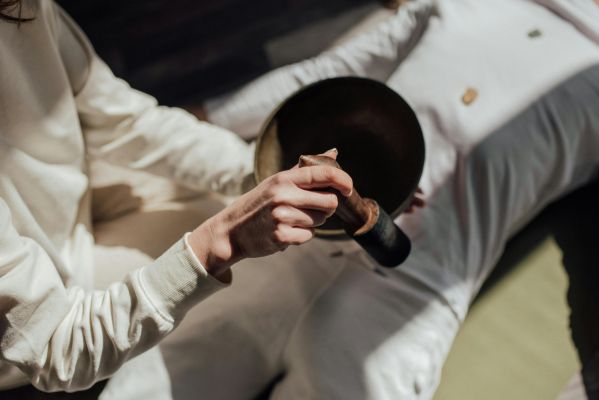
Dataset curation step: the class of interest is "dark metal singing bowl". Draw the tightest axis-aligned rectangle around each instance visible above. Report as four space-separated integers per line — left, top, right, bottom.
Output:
254 77 425 237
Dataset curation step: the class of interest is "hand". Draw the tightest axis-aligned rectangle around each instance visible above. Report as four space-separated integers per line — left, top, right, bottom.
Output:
185 103 208 121
403 187 425 213
188 149 352 279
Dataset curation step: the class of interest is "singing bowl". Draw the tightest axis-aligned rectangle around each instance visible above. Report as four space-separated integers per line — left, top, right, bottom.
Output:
254 77 425 237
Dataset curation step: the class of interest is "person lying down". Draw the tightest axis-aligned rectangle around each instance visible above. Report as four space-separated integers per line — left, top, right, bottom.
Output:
161 0 599 399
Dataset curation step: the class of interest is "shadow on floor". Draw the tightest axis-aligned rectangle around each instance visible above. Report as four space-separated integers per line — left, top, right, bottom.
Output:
473 180 599 399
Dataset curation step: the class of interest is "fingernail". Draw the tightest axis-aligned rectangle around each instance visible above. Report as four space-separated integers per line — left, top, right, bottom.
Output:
328 148 338 154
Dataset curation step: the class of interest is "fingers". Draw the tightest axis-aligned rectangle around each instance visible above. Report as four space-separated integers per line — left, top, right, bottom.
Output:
291 148 338 169
284 165 353 197
271 205 329 228
320 148 338 160
412 196 426 208
404 188 426 214
273 224 314 247
271 185 339 215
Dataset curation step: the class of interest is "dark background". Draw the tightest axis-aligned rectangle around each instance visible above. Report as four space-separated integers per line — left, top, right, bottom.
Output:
57 0 379 106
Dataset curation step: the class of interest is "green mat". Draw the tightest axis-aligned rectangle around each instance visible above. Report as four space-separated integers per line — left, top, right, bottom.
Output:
434 237 580 399
434 182 599 399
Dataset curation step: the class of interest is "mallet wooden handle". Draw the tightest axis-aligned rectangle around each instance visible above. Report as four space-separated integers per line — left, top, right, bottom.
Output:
298 155 377 235
298 154 411 267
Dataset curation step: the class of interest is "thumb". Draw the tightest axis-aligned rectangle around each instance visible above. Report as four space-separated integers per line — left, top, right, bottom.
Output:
320 148 338 160
292 148 339 169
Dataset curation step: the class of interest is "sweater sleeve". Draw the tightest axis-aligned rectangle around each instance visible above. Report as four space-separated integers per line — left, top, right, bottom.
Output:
205 0 434 140
0 198 226 392
54 4 254 196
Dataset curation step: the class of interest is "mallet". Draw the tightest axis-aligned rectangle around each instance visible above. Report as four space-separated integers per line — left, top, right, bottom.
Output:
299 154 411 267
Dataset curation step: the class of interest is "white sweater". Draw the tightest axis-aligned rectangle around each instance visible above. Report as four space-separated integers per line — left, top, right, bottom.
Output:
0 0 253 392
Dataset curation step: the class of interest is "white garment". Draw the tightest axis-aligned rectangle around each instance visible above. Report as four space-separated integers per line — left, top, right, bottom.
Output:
0 0 253 393
207 0 599 319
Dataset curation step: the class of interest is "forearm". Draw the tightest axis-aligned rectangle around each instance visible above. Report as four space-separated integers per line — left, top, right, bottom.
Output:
78 58 254 196
0 211 225 392
20 238 223 392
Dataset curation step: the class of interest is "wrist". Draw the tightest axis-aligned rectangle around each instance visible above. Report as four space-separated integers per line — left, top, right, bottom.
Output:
185 103 209 122
188 216 236 281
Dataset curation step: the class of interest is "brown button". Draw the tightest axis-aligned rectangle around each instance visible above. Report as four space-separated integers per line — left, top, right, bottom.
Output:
528 28 542 38
461 88 478 105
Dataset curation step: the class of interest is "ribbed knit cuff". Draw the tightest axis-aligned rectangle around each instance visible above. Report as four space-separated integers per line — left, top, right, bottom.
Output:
140 234 229 322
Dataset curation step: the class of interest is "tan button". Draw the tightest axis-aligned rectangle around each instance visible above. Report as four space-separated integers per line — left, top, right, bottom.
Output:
528 28 542 38
461 88 478 105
